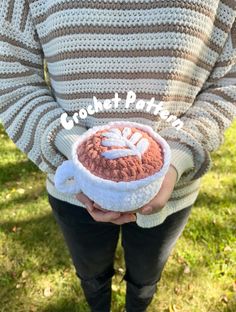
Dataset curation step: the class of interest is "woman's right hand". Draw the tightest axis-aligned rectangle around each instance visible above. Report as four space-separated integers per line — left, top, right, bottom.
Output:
75 192 136 224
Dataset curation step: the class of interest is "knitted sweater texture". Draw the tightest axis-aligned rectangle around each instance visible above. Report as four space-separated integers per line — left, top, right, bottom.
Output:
0 0 236 227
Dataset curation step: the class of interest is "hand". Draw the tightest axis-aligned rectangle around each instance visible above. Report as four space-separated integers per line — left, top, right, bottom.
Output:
75 192 136 224
137 164 178 215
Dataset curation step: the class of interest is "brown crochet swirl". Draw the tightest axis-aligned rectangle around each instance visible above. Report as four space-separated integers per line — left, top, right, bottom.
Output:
77 127 164 182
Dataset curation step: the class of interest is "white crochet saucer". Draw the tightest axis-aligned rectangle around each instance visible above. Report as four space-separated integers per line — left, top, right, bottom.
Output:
54 121 171 212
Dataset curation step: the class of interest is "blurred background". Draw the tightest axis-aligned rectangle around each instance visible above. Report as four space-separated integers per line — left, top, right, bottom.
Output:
0 62 235 312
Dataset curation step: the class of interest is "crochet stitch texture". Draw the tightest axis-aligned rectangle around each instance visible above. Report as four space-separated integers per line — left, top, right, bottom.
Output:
0 0 236 227
77 126 164 182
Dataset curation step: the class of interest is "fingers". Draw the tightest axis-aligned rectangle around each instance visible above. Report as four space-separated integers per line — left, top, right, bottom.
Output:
93 202 107 211
75 192 94 210
75 192 110 212
88 207 137 224
111 213 136 225
87 206 122 222
75 192 137 224
138 166 178 215
138 191 167 215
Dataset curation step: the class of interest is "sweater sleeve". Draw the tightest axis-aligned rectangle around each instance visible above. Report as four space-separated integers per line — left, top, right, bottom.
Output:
159 18 236 184
0 0 86 174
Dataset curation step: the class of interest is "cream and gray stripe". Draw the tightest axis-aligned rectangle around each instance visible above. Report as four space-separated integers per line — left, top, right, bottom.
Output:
0 0 236 228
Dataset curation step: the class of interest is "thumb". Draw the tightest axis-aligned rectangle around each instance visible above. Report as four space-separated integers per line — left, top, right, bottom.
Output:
138 166 177 215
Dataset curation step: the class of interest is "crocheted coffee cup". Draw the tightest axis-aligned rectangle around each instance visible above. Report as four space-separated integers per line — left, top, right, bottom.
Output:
54 121 171 212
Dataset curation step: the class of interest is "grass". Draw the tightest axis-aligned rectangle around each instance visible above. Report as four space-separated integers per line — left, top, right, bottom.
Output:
0 120 236 312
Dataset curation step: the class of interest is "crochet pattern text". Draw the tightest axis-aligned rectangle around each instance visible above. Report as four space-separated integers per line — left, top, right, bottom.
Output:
60 90 184 131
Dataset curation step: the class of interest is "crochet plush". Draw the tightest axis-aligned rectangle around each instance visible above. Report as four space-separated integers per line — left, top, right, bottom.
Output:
54 121 171 212
77 126 164 182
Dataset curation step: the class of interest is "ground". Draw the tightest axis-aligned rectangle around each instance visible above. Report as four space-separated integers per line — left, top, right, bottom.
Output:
0 120 235 312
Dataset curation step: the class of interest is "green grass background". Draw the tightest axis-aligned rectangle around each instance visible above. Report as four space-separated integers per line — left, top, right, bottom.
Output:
0 119 236 312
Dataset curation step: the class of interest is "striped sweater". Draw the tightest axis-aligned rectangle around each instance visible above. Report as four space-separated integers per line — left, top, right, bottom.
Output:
0 0 236 228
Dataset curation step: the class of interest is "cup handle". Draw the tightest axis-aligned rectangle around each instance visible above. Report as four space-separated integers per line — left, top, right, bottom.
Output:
54 160 81 194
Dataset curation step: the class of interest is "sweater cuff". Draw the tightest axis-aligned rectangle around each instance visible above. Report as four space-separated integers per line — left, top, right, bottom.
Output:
54 125 88 160
167 141 195 184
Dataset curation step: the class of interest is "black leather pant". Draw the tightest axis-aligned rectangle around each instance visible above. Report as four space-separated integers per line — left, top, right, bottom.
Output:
48 193 192 312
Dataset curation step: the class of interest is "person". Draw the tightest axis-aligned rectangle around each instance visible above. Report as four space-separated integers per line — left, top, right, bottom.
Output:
0 1 236 311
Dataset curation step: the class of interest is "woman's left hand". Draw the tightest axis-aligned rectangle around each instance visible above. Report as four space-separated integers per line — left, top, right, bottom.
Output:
137 164 178 215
